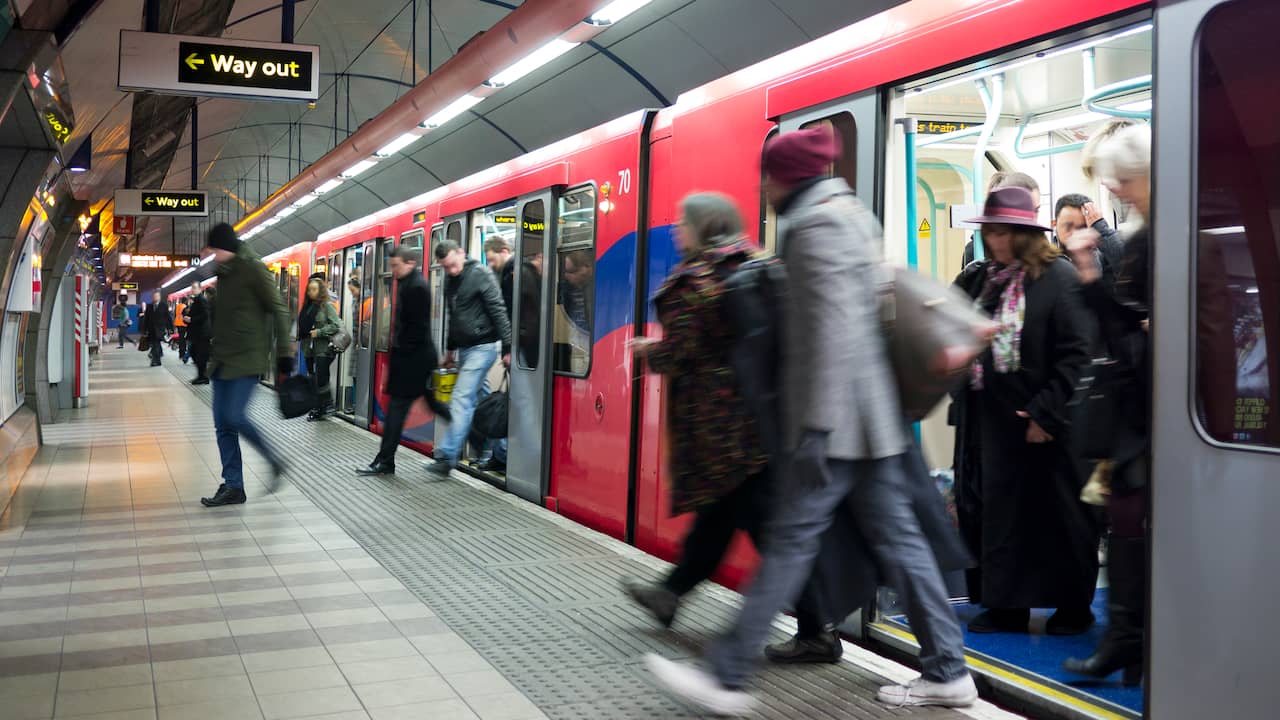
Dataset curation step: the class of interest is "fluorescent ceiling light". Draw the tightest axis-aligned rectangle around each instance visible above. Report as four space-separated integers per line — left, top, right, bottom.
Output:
375 132 422 157
292 194 318 208
340 159 378 178
1202 225 1245 236
315 178 344 194
590 0 653 25
276 206 298 217
486 40 579 88
422 94 484 128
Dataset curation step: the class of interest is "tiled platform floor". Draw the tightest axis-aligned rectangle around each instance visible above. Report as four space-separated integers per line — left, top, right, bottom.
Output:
0 342 1024 720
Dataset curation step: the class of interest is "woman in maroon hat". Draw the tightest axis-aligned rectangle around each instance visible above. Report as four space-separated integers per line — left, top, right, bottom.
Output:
951 186 1099 635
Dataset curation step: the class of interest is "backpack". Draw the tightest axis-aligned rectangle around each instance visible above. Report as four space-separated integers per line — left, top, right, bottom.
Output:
719 256 787 457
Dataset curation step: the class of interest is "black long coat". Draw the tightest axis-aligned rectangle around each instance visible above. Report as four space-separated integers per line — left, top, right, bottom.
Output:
953 257 1100 609
386 267 438 399
185 295 211 359
142 301 172 340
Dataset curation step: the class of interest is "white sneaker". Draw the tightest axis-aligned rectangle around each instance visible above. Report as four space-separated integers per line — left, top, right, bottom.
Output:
877 674 978 708
644 654 757 717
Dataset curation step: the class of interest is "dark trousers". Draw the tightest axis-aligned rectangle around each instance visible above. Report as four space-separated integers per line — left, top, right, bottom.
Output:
190 336 209 379
374 395 414 466
177 327 189 360
307 354 334 407
148 334 163 364
663 471 830 635
212 373 281 489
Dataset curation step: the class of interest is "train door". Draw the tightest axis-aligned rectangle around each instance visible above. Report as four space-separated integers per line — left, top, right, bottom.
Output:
506 192 556 502
336 244 368 423
432 214 469 451
1151 2 1280 718
352 239 378 425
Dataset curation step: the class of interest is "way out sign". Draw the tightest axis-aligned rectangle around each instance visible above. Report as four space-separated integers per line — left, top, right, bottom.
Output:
117 30 319 102
114 189 209 217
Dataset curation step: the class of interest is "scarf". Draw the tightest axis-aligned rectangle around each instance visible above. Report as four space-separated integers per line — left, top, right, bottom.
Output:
971 262 1026 390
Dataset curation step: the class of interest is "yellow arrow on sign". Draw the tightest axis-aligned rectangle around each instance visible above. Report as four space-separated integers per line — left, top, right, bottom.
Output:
185 52 205 71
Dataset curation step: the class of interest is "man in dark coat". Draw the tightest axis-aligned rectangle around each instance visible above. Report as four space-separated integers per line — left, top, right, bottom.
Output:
357 246 447 476
185 281 212 385
141 290 172 367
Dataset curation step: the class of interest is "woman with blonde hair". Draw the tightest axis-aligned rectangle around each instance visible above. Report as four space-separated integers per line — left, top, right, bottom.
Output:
299 274 341 420
952 186 1099 635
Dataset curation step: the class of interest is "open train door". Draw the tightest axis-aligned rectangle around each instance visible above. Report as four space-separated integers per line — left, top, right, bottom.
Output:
1150 1 1280 718
506 191 557 503
431 213 470 453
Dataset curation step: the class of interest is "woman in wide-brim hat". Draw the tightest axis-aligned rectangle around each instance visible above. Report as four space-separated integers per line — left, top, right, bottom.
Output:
950 185 1102 636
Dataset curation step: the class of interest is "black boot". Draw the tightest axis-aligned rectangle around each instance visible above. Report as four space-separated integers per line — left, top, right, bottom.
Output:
201 484 246 507
622 578 678 628
1064 536 1145 685
1046 606 1096 636
765 627 843 664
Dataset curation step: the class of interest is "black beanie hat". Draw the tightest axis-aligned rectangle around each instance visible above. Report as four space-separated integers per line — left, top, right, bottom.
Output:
308 271 326 282
207 223 241 252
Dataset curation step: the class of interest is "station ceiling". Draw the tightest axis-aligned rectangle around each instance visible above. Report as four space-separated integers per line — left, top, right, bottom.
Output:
49 0 902 269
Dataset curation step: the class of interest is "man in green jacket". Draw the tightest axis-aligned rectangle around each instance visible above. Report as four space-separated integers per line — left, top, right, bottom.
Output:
200 223 293 507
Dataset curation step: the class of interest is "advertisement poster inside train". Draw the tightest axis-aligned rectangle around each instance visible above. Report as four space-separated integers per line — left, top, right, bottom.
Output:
1232 289 1270 443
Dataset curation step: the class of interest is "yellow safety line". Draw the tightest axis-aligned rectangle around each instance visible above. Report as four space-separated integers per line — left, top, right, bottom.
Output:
870 621 1134 720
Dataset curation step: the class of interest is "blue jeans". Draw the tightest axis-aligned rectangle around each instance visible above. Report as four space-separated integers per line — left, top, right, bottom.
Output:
437 342 499 466
707 448 968 688
212 373 281 489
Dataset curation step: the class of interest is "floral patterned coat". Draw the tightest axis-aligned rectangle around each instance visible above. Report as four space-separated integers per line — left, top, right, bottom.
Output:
647 238 769 516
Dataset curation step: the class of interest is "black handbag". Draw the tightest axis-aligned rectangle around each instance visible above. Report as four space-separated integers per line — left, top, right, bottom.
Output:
1071 358 1132 461
137 335 150 352
277 374 318 419
473 373 509 439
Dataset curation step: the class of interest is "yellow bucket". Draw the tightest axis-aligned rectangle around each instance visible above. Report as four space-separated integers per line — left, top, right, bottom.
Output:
433 368 458 405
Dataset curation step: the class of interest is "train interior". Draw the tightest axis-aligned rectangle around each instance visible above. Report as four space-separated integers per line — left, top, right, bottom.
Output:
874 17 1154 720
424 184 599 488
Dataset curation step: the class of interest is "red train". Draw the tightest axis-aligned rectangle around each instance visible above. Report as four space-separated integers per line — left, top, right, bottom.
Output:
174 2 1271 716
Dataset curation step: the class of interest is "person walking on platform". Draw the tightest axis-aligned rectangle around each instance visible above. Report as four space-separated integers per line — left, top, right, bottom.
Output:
141 290 172 367
950 187 1099 636
429 240 510 478
173 294 189 363
623 193 772 629
112 295 132 347
200 223 292 507
357 246 449 476
646 126 975 715
185 282 211 385
298 275 341 420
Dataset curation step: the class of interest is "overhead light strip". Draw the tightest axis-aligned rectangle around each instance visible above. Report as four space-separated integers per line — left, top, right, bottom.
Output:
590 0 654 25
486 39 579 88
375 132 422 158
422 94 484 129
340 159 378 178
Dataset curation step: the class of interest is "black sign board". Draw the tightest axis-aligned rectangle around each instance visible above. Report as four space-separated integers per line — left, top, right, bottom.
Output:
141 191 207 215
177 40 313 93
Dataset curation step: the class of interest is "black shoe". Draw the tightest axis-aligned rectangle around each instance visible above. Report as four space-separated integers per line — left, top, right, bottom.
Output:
356 462 395 476
967 608 1030 634
765 630 843 664
201 485 246 507
1046 607 1096 636
476 457 506 473
425 460 452 479
622 578 678 628
191 376 209 385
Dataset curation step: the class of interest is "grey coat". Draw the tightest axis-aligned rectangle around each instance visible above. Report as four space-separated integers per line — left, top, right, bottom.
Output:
779 178 907 460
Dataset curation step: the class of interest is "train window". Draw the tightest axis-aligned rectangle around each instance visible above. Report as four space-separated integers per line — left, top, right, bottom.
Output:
554 185 596 376
429 226 444 262
478 202 518 264
359 245 373 350
1195 0 1280 449
800 113 857 191
516 200 546 371
446 221 463 254
759 127 779 254
375 239 394 353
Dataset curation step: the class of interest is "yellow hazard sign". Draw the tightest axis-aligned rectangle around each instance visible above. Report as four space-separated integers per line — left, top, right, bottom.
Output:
918 219 932 239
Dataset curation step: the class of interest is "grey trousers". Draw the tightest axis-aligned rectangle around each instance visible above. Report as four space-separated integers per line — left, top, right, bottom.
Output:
706 452 968 688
